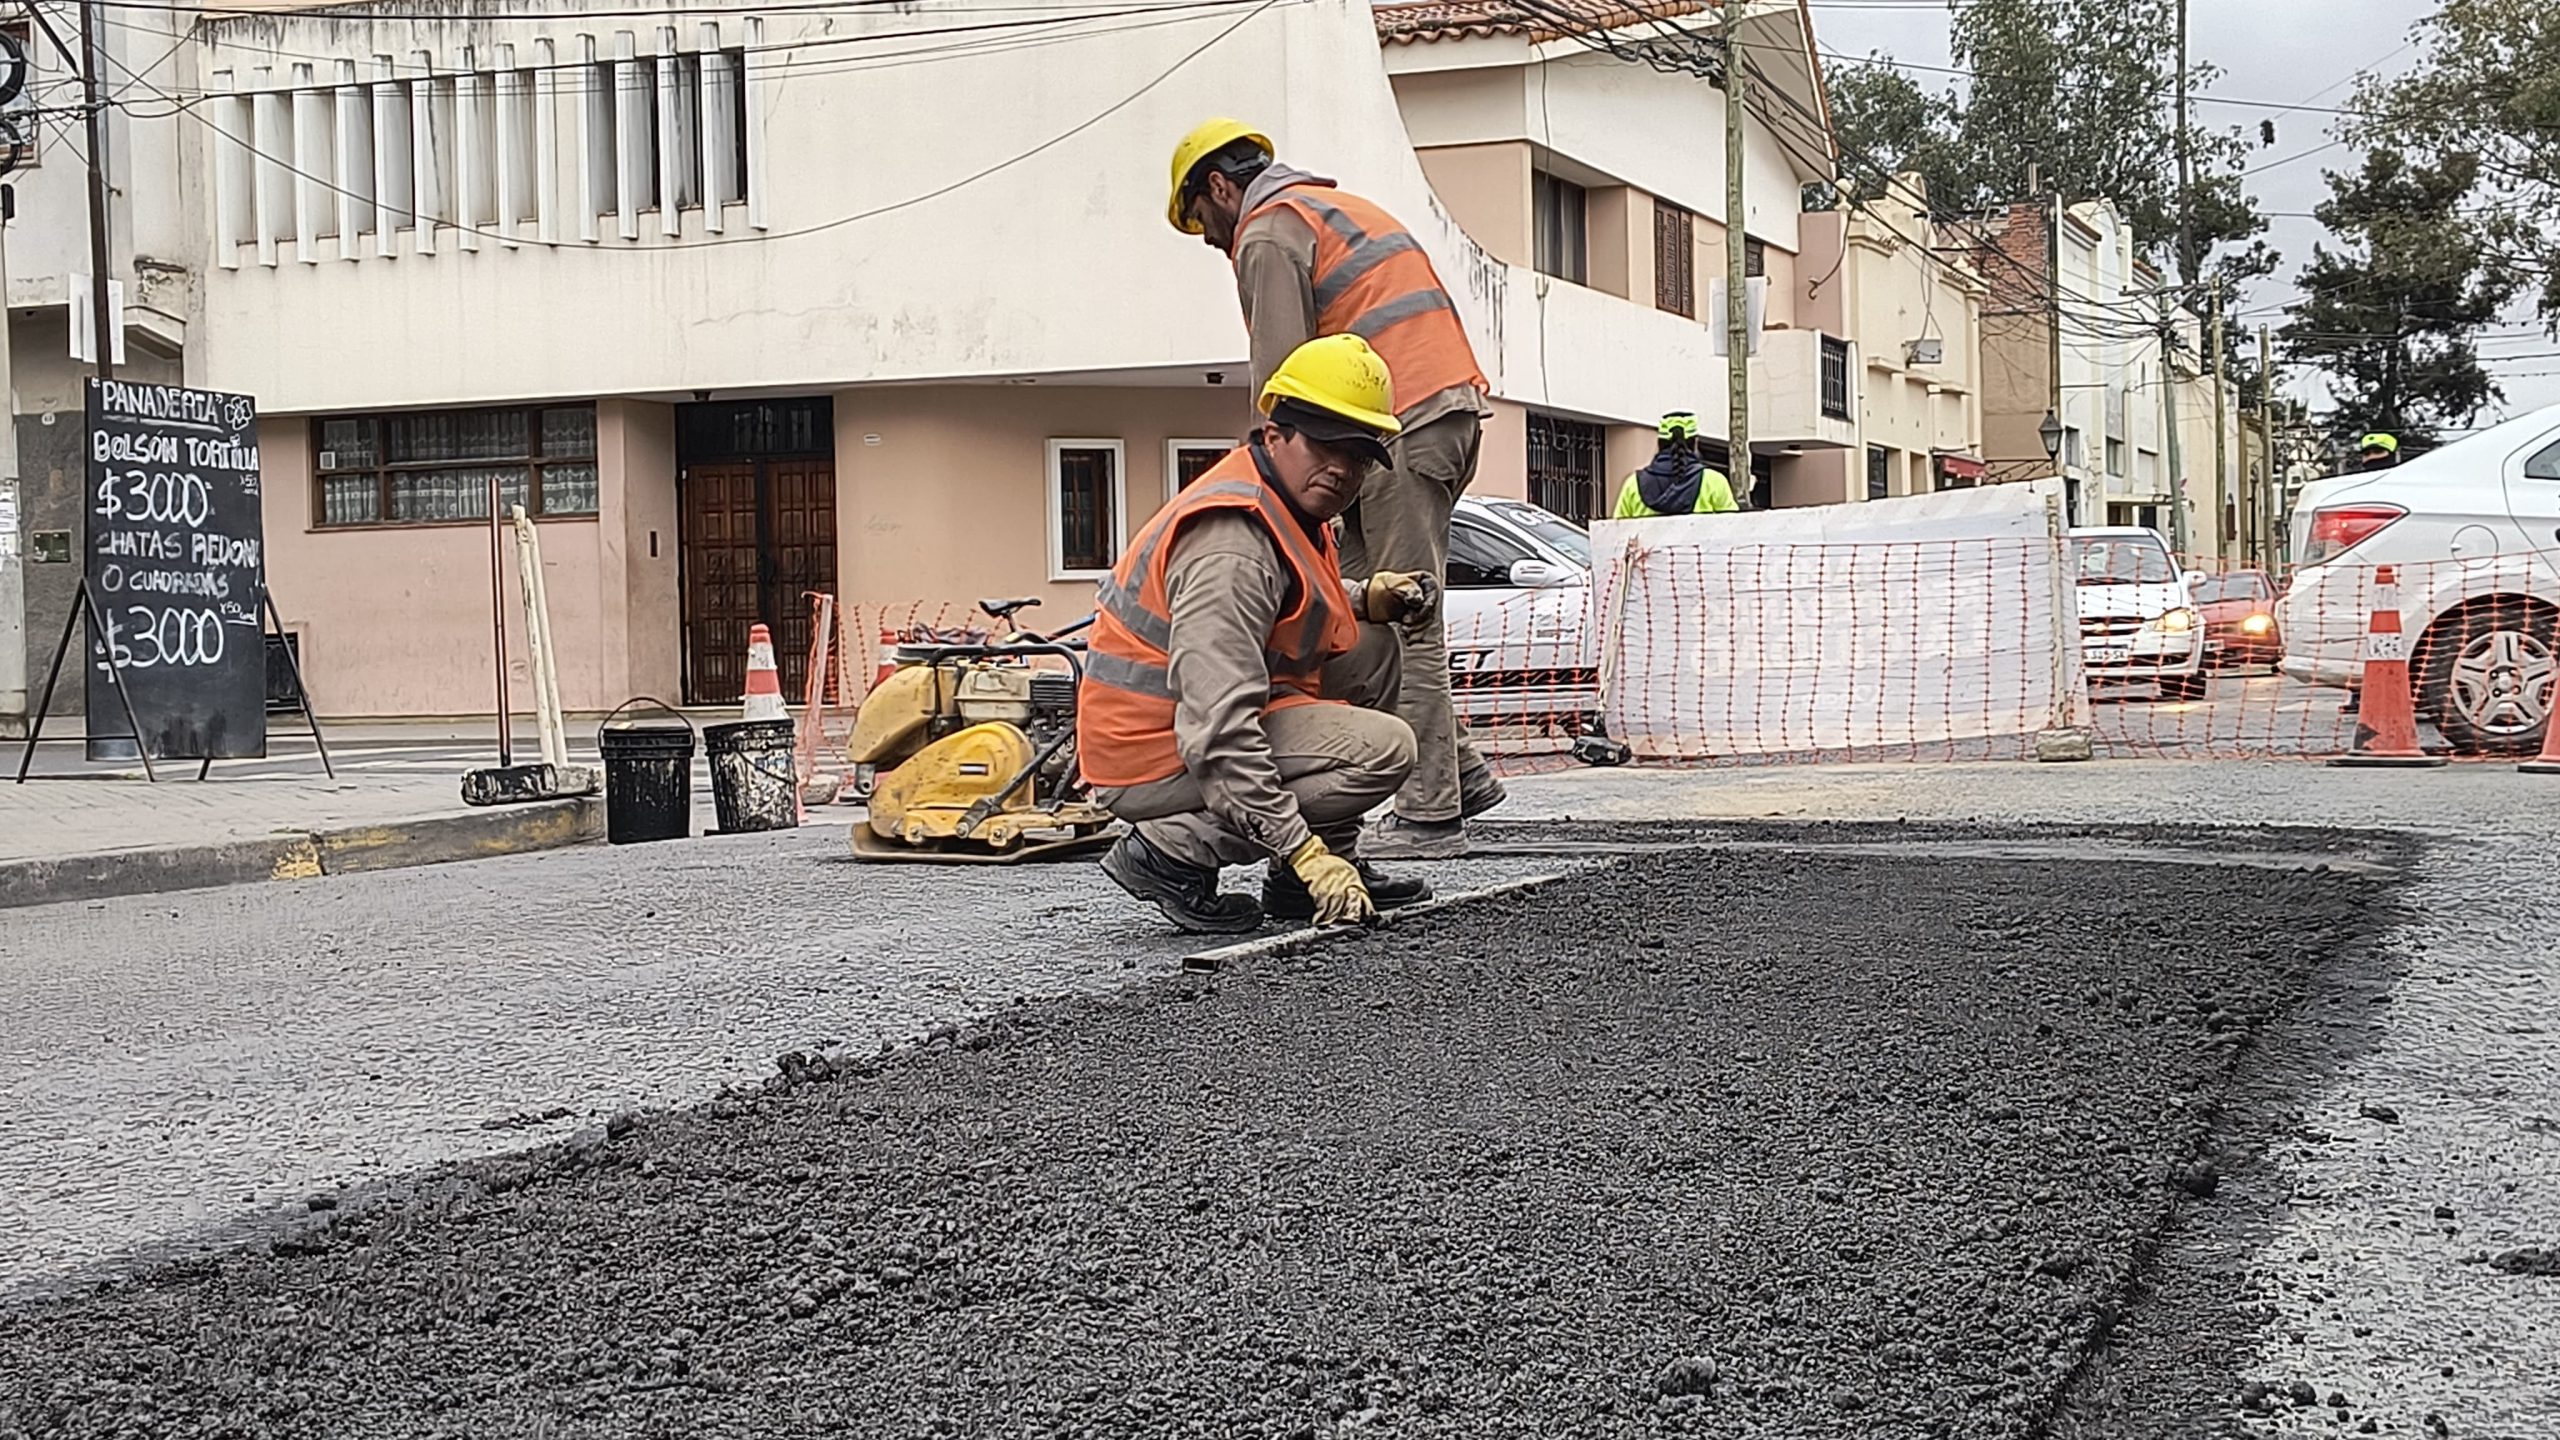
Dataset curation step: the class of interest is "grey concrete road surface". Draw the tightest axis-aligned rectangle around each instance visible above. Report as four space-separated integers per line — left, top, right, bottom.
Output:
0 756 2554 1438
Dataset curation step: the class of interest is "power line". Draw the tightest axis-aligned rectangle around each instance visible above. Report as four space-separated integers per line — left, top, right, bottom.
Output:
79 0 1286 253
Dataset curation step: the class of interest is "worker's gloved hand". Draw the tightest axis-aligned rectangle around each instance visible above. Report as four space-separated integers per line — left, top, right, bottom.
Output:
1362 570 1438 627
1287 836 1377 927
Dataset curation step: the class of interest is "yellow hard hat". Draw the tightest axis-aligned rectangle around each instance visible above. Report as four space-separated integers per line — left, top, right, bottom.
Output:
1258 335 1402 454
1167 118 1272 234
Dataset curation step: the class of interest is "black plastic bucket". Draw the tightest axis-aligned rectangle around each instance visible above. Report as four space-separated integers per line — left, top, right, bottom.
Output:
597 699 695 845
704 718 801 834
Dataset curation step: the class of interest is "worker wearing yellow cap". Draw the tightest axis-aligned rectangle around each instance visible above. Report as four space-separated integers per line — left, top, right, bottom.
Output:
1081 335 1440 934
1167 118 1505 862
2359 432 2400 472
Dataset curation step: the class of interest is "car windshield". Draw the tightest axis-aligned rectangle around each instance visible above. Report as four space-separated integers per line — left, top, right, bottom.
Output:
2188 573 2268 603
2069 538 2177 585
1483 502 1592 567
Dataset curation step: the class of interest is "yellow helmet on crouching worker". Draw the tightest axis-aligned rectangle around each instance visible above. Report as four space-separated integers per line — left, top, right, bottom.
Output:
1167 118 1272 234
1257 335 1402 465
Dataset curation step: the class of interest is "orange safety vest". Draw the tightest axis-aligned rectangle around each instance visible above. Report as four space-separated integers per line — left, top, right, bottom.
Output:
1078 446 1360 789
1242 185 1488 417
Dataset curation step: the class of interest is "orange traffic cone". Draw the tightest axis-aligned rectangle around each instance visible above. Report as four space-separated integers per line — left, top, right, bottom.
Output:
742 623 788 722
2330 565 2444 769
2520 647 2560 773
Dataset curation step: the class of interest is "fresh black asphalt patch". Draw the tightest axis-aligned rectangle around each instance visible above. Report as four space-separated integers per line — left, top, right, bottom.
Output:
0 840 2395 1438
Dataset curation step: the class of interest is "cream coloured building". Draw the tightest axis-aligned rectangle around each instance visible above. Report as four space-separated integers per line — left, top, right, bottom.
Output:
178 0 1855 716
1793 176 1986 503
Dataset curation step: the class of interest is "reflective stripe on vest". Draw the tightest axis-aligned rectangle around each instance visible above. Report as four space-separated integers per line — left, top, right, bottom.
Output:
1076 448 1360 790
1244 186 1487 417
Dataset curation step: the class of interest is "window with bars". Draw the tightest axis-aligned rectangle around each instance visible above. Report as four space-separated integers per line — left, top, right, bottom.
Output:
1526 413 1606 524
1654 201 1695 317
1168 440 1229 493
1745 236 1766 278
1820 336 1851 420
1048 440 1123 578
313 404 599 527
1867 444 1891 501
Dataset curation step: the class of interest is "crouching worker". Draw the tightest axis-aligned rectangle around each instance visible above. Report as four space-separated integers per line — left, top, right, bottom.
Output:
1078 334 1436 934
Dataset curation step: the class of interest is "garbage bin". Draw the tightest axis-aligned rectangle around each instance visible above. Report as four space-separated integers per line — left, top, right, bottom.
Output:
597 699 695 844
703 718 800 834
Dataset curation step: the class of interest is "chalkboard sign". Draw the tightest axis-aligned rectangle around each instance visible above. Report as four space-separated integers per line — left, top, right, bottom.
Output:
83 379 268 760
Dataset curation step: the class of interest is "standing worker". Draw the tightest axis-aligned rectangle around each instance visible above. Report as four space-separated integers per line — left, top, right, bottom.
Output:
1614 412 1739 518
1167 119 1506 861
2358 433 2400 472
1079 335 1439 935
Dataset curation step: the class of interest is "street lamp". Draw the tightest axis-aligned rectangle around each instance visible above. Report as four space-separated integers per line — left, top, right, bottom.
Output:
2040 410 2073 525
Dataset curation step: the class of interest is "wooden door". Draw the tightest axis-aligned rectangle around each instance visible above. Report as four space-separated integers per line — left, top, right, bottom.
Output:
680 462 763 706
764 458 838 699
679 459 838 705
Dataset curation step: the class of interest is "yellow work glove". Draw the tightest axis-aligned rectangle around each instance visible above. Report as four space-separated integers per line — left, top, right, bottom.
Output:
1287 836 1377 928
1362 570 1436 626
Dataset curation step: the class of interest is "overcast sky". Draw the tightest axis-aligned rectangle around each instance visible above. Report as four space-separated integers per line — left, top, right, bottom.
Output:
1813 0 2560 427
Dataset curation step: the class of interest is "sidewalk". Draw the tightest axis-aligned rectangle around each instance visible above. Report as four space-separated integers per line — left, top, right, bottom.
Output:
0 770 604 909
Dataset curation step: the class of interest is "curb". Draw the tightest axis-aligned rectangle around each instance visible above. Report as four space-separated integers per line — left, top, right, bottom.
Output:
0 797 605 911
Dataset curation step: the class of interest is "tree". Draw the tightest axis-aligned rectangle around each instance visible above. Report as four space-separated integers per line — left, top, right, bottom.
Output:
1823 55 1960 205
1818 0 2272 290
2279 149 2520 447
2347 0 2560 323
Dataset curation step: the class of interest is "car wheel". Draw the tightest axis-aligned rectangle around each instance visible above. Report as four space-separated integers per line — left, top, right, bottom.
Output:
2421 601 2556 756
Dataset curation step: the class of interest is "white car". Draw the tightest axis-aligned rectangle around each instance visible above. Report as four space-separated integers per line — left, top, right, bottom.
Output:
2279 403 2560 754
2067 525 2207 699
1442 495 1599 731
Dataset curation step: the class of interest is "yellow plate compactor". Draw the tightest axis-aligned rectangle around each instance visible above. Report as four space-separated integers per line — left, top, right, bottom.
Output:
845 628 1117 864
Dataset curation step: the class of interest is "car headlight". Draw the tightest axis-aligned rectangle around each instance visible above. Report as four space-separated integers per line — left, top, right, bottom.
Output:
2241 613 2273 635
2147 607 2197 635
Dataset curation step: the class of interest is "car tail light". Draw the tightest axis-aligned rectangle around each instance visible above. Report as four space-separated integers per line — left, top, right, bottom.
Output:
2302 504 2407 566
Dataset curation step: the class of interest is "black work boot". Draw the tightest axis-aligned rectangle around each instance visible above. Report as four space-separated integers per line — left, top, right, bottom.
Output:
1101 830 1262 935
1459 769 1508 820
1264 856 1432 923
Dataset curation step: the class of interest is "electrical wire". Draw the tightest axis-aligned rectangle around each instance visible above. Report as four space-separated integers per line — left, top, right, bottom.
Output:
72 0 1286 254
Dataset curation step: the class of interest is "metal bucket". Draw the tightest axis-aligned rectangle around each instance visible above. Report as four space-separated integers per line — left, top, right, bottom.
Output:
704 718 801 834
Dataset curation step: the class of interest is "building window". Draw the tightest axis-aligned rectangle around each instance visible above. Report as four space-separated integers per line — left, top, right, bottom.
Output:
2106 436 2127 478
0 22 38 170
1167 440 1229 495
1533 171 1587 286
1744 236 1766 278
1654 201 1695 317
1048 439 1124 579
1866 445 1891 501
1819 336 1851 421
312 404 599 527
1526 413 1605 523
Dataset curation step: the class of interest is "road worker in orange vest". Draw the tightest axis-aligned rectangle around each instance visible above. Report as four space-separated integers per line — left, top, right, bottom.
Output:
1168 118 1508 863
1079 335 1438 934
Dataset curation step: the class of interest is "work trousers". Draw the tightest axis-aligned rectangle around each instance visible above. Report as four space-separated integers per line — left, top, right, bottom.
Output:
1099 623 1414 871
1336 410 1497 823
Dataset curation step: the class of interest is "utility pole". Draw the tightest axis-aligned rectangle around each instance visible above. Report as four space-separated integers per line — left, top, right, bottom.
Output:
2048 190 2068 521
77 0 114 381
2209 278 2228 564
2173 0 2192 297
2160 292 2191 561
2258 323 2278 567
1723 0 1749 498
